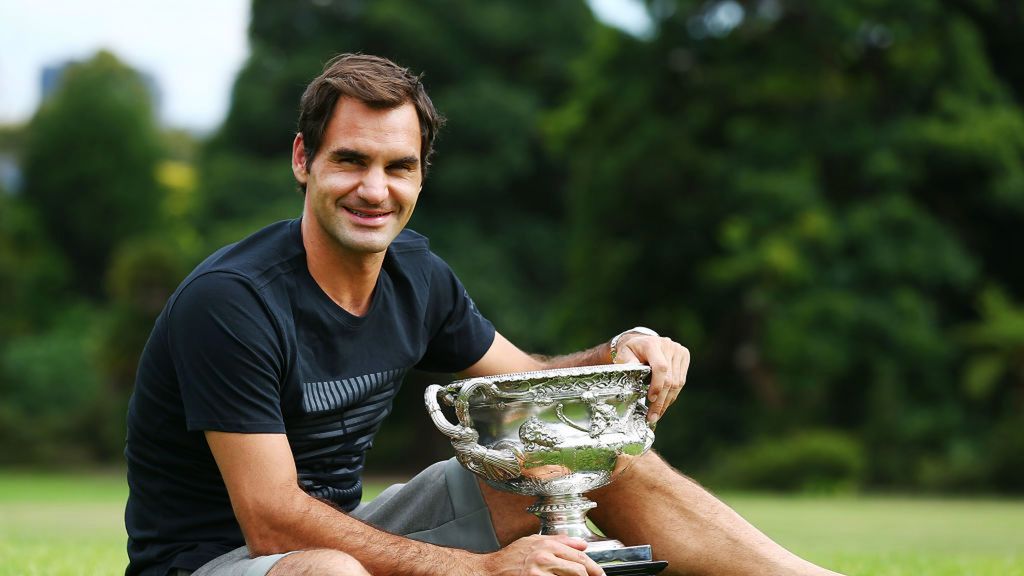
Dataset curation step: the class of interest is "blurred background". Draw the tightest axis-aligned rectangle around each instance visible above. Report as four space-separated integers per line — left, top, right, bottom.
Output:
1 0 1023 496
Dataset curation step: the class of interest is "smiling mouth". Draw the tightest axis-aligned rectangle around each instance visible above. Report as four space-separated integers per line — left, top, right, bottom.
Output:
345 207 392 218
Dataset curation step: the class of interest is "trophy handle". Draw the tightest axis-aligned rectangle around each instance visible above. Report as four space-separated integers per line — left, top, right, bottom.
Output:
634 396 657 450
424 384 524 482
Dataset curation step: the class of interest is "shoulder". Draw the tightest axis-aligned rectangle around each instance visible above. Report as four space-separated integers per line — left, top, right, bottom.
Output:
182 219 304 293
205 219 304 285
388 228 431 254
381 230 462 311
384 228 448 273
167 219 304 320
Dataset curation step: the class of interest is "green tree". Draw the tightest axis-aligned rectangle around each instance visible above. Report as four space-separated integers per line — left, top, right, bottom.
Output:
199 0 599 351
85 238 189 460
0 194 70 340
69 0 1018 488
960 287 1024 491
549 0 1024 486
0 304 104 464
194 0 603 472
21 50 163 296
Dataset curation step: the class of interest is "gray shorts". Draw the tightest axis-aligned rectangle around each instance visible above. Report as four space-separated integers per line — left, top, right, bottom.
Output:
183 458 499 576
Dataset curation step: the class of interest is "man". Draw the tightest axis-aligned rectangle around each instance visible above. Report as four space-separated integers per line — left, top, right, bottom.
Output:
125 54 842 576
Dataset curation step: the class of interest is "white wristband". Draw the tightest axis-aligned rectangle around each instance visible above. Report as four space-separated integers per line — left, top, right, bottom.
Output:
610 326 659 362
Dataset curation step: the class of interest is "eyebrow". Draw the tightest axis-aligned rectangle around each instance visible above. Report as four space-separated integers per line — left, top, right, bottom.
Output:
327 148 369 163
388 155 420 168
326 148 419 169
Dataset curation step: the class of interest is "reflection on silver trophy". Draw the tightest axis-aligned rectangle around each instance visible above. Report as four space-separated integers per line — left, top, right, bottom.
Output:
425 364 668 574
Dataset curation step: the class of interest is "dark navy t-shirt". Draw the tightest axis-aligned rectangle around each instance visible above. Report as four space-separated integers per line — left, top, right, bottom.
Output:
124 219 495 576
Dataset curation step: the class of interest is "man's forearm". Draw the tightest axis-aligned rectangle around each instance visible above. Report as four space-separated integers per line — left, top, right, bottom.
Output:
248 488 477 575
529 342 611 369
247 488 602 576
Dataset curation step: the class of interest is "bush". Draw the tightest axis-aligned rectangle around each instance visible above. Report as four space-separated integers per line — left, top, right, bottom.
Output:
0 306 106 465
915 438 989 493
989 415 1024 493
705 430 866 493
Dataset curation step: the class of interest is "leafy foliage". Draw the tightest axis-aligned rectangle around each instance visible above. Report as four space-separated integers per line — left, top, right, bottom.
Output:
0 194 69 339
3 0 1024 492
202 0 596 350
0 305 106 465
704 429 866 493
544 0 1024 488
20 51 163 296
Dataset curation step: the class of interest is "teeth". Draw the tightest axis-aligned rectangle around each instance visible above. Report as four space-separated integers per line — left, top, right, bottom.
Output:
349 208 381 218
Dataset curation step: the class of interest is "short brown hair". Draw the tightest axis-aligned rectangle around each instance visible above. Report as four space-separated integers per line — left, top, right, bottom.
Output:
297 53 444 180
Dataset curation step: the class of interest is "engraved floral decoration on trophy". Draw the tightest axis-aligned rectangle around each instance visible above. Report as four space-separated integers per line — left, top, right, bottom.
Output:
519 417 559 450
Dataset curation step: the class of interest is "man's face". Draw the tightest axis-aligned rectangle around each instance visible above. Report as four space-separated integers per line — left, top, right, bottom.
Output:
293 97 423 259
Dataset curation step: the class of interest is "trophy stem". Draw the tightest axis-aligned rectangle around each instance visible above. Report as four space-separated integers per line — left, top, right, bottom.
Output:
526 493 623 551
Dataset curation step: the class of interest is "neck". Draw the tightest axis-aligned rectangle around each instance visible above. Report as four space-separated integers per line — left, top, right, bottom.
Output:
301 216 384 317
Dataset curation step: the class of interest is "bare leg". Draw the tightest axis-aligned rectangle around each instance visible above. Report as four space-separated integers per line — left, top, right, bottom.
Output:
267 549 370 576
589 452 844 576
478 480 539 546
481 452 844 576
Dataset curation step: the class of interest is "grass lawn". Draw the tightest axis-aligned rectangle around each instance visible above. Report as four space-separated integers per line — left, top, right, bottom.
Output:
0 470 1021 575
720 493 1024 575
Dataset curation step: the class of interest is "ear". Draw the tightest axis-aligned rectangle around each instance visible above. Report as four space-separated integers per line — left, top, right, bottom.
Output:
291 133 309 185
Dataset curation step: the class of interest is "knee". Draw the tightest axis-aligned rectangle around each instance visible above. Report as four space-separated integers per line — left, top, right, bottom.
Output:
268 549 371 576
629 450 673 477
600 451 677 492
320 551 369 576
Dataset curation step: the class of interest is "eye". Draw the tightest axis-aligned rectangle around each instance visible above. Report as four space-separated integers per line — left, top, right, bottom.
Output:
387 159 418 173
329 149 368 167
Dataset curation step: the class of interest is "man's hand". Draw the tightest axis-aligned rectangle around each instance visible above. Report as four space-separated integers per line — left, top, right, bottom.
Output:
481 535 605 576
612 332 690 424
459 330 689 424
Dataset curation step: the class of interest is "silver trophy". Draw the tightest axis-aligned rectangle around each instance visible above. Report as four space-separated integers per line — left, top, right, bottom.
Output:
425 364 667 575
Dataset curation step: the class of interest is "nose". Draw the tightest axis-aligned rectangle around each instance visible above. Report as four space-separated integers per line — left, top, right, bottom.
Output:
357 166 388 205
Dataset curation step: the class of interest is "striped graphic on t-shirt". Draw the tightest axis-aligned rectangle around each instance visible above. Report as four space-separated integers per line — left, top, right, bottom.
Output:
291 367 409 507
300 368 407 414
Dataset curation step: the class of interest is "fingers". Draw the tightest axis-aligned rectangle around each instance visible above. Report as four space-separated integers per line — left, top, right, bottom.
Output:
644 341 672 423
664 343 689 412
516 536 605 576
544 538 606 576
549 543 605 576
616 334 690 423
613 344 641 365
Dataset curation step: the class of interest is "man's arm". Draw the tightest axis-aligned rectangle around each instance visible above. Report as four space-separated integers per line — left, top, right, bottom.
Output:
461 330 690 424
205 430 604 576
462 335 841 576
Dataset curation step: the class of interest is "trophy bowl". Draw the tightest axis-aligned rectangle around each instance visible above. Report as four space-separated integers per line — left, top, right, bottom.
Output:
425 364 666 572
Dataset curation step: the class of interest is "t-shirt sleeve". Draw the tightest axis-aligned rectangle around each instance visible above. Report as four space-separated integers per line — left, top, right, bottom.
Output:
417 253 496 373
167 271 286 433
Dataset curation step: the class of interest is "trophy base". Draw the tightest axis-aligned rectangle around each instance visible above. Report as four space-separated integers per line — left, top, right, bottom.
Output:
600 560 669 575
586 544 667 575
